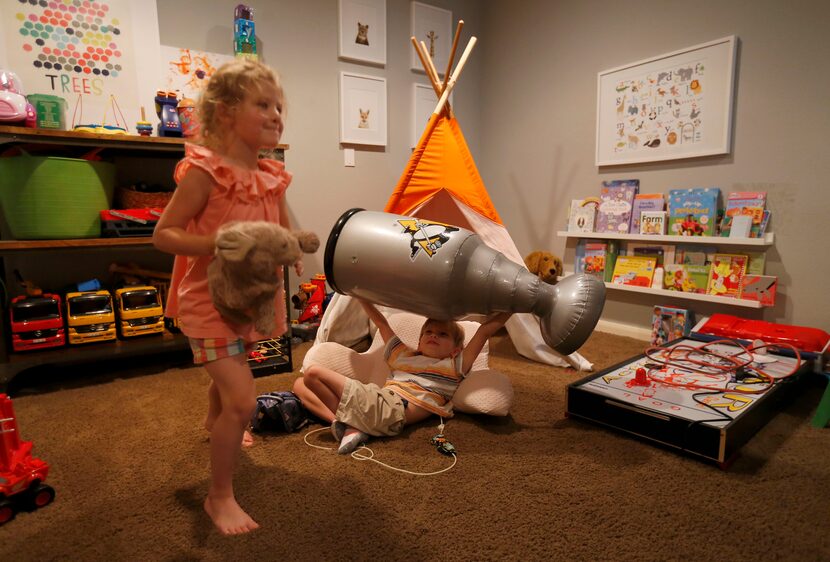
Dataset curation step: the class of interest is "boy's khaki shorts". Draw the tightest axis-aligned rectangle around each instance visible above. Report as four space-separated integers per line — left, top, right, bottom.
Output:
335 379 406 437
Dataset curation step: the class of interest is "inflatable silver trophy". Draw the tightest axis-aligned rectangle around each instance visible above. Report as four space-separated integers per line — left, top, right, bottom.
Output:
324 209 606 355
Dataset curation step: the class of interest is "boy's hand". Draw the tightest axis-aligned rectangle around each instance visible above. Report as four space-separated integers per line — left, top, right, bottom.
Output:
294 260 304 276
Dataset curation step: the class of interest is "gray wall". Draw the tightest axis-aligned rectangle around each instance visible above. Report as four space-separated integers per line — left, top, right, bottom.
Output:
160 0 829 334
477 0 830 333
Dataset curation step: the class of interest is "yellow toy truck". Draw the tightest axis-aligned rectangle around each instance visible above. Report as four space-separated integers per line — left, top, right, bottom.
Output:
64 290 116 345
114 286 164 338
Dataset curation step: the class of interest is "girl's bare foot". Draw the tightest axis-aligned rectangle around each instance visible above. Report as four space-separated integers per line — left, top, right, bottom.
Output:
242 429 254 447
205 420 255 448
204 495 260 535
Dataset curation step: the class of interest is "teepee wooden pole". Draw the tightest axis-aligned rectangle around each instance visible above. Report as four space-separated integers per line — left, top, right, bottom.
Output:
419 40 442 87
433 37 477 116
442 20 464 93
411 36 442 96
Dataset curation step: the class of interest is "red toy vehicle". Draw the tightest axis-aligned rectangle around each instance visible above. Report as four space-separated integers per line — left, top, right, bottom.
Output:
9 294 66 352
0 393 55 525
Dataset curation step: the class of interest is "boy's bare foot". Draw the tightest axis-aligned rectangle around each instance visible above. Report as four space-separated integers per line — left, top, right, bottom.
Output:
204 496 260 535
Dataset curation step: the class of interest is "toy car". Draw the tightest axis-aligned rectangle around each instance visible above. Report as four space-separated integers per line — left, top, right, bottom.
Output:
9 294 66 352
0 394 55 526
0 70 36 127
114 286 165 338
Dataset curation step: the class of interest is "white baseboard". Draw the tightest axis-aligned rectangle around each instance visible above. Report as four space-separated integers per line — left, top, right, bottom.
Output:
595 319 651 342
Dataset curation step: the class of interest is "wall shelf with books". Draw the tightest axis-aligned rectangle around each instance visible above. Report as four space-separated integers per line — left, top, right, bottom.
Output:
602 280 765 308
557 231 774 246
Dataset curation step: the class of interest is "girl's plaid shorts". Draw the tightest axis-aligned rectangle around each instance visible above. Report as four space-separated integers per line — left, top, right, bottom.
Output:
188 337 254 365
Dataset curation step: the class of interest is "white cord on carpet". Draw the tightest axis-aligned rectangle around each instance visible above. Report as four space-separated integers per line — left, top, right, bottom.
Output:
303 426 457 476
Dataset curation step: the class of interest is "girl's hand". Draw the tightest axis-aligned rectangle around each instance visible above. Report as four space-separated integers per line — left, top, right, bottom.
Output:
294 260 304 277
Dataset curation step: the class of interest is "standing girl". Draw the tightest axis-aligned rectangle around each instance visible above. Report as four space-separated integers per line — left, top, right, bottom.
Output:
154 59 302 535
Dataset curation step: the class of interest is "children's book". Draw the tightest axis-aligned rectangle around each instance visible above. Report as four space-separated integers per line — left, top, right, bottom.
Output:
663 264 690 292
625 242 675 268
755 209 771 238
567 198 598 233
719 191 766 237
745 252 766 275
651 305 694 345
604 239 620 283
611 255 656 287
639 210 667 235
575 240 607 280
685 264 711 293
629 193 664 233
706 253 748 298
667 187 720 237
663 264 709 294
597 179 639 234
674 244 718 266
740 275 777 306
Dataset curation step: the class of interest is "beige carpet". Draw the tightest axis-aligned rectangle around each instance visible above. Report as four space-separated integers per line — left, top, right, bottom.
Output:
2 331 828 561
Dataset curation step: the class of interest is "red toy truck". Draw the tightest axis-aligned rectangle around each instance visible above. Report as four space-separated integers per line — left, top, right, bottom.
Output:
0 393 55 525
9 294 66 352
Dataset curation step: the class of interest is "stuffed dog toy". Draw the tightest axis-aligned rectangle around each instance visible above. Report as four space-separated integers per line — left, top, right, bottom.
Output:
207 221 320 335
524 251 563 285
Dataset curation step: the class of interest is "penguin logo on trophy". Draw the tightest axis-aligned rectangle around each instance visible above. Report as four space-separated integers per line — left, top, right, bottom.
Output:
398 219 459 258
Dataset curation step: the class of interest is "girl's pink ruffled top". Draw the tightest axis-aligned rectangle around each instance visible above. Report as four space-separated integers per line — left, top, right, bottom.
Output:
166 143 293 342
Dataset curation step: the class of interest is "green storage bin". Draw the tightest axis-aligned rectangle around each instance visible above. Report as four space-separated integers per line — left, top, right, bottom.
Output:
0 153 115 239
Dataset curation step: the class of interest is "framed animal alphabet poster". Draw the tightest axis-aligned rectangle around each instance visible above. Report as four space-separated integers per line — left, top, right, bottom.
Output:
339 71 387 146
338 0 386 65
410 1 451 75
595 36 737 166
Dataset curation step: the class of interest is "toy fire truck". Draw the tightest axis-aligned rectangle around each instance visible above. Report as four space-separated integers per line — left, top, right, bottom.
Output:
0 394 55 525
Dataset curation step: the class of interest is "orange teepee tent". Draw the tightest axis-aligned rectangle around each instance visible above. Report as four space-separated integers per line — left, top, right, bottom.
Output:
316 25 592 370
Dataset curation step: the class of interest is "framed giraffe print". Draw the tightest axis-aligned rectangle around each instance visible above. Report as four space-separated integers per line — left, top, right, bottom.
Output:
410 2 452 75
338 0 386 66
595 36 737 166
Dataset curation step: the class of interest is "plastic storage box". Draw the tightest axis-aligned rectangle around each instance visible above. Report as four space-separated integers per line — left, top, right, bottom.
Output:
27 94 67 130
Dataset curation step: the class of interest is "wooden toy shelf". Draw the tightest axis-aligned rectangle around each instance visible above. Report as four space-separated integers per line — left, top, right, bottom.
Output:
0 127 288 392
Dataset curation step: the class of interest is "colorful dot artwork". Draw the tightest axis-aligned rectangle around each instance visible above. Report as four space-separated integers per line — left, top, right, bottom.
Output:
14 0 125 78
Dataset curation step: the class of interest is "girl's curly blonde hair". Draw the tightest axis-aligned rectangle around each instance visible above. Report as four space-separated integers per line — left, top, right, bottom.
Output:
197 59 284 150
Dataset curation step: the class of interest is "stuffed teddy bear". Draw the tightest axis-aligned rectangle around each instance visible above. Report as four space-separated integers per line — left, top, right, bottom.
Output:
207 221 320 335
524 251 563 285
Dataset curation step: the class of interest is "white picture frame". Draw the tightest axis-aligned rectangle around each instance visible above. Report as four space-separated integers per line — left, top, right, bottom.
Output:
412 82 453 148
340 71 387 146
338 0 386 66
410 1 452 75
595 35 737 166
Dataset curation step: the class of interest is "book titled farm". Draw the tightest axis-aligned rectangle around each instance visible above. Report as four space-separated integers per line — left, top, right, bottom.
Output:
567 198 598 233
719 191 766 238
741 275 777 306
639 210 667 235
611 255 656 287
706 253 748 298
597 179 639 234
667 187 720 237
629 193 665 233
